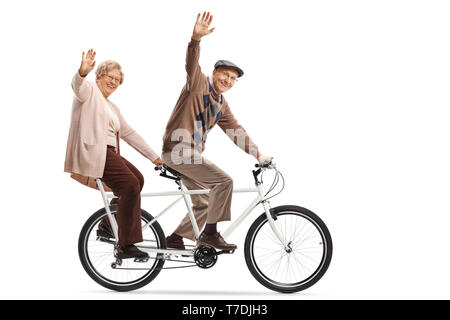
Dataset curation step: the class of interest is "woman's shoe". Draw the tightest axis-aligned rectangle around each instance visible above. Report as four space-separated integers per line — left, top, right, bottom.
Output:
96 218 114 239
116 244 149 259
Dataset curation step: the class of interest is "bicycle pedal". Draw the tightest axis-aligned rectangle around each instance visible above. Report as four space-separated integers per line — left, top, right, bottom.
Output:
218 249 235 255
134 257 149 263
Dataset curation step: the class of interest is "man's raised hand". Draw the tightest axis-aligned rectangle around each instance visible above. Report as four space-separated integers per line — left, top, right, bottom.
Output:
192 12 215 41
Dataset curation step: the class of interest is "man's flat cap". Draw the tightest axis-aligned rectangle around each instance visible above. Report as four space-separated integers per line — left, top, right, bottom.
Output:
214 60 244 78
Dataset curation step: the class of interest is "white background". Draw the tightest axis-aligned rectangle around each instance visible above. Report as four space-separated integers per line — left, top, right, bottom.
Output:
0 0 449 300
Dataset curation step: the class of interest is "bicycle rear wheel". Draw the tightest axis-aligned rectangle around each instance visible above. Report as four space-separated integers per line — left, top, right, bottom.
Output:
245 205 332 293
78 205 166 292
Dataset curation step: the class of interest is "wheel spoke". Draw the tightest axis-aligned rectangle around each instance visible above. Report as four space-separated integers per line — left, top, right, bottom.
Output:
262 226 284 247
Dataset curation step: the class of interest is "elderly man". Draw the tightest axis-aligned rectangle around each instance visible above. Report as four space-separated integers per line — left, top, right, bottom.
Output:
161 12 270 251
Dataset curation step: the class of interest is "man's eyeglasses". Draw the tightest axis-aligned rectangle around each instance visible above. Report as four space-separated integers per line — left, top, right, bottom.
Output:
218 70 238 83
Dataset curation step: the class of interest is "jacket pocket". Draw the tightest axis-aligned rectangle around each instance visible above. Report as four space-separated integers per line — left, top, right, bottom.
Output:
82 137 98 146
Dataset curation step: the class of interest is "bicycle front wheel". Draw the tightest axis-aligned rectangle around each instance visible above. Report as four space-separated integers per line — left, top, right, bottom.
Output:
245 205 332 293
78 205 166 292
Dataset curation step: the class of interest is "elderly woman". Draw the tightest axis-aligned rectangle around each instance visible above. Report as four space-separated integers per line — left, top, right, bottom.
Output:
64 49 162 259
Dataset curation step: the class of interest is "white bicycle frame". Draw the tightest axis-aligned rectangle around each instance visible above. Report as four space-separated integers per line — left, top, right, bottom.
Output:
95 176 288 256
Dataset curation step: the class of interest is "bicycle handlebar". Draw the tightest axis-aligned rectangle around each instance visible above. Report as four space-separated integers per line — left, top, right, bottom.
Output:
255 157 275 169
155 158 275 184
156 159 275 171
155 164 182 180
156 159 277 187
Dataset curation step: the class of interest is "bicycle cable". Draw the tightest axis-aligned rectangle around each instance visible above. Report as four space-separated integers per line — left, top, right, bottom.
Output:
262 167 285 202
265 168 285 201
113 264 197 271
113 256 198 271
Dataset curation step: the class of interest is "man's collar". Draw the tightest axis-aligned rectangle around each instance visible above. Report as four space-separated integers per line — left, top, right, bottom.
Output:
208 76 217 93
208 76 223 104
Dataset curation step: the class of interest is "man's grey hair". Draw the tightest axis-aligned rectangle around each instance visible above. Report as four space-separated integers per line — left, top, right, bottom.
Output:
95 60 124 84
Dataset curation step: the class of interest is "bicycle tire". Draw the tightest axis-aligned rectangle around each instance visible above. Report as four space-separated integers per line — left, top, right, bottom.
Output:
244 205 332 293
78 205 166 292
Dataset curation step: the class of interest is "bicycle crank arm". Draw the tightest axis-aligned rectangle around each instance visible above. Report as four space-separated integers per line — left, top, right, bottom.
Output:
194 245 236 256
214 249 235 256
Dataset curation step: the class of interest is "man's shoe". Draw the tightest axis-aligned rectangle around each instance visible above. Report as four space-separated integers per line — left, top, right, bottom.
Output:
116 244 149 259
166 234 185 250
198 231 237 251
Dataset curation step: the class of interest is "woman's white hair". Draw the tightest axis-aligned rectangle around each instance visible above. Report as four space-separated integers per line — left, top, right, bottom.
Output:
95 60 124 84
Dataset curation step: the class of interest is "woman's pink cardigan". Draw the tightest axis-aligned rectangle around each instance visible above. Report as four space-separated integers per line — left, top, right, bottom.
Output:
64 72 159 178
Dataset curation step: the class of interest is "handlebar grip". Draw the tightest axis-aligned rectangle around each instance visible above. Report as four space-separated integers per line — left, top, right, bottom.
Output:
256 158 274 168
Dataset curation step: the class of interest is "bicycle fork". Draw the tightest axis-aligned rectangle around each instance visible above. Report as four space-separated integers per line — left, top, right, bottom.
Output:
219 182 289 251
257 184 290 251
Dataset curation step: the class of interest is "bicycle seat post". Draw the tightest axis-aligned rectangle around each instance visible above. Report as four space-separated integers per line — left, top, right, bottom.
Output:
95 178 119 240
